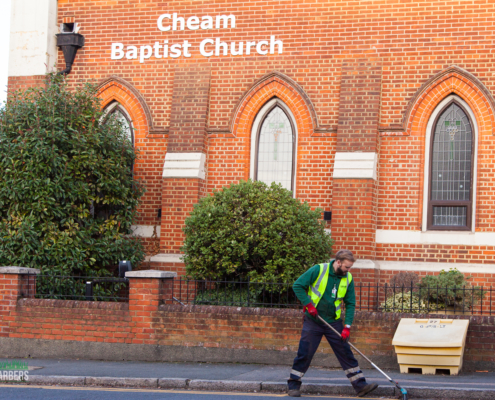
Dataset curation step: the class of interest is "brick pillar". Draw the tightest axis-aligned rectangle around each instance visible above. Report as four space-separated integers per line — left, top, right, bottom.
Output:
160 65 211 253
126 270 176 344
331 59 382 260
0 267 40 337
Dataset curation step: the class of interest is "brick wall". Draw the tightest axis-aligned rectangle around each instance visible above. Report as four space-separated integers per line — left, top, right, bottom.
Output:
331 179 377 259
336 59 382 153
351 267 495 287
7 76 46 92
160 178 207 253
4 298 495 371
1 271 494 369
7 0 495 263
168 65 211 154
0 273 20 337
376 244 495 264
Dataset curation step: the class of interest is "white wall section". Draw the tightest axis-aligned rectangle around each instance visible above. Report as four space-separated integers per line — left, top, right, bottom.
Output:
9 0 58 77
162 152 206 179
333 152 377 179
130 225 161 238
376 229 495 246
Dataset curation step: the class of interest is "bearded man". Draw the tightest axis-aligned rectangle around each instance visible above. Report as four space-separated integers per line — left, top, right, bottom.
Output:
287 249 379 398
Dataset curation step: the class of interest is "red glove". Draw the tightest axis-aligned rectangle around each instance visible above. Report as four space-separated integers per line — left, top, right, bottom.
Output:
303 303 318 317
341 326 351 343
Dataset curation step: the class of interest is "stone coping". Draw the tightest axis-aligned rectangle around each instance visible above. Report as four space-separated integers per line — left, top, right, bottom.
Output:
125 270 177 279
0 266 40 275
149 253 184 263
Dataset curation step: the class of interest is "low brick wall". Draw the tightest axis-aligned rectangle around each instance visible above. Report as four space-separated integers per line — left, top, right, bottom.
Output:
2 300 494 371
1 270 494 370
11 299 130 343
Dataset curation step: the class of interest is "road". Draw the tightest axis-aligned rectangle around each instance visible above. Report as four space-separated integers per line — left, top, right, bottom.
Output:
0 384 389 400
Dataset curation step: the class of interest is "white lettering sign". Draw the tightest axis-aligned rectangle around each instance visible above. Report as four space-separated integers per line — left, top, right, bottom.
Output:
112 13 283 61
157 13 235 32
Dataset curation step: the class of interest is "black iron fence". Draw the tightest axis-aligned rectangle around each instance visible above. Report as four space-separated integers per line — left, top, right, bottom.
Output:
380 282 492 315
19 273 129 302
162 278 301 308
17 273 495 315
163 278 494 315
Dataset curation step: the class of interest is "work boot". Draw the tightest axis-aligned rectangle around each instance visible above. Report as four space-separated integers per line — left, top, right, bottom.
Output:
356 383 379 397
288 389 301 397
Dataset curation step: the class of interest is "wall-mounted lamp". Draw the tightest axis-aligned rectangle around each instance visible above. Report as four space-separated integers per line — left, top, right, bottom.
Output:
119 260 132 278
56 23 85 75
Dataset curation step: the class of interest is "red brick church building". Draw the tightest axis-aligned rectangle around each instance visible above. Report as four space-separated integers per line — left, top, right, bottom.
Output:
8 0 495 285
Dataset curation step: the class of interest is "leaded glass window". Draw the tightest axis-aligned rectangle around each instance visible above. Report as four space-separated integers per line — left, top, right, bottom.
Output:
256 105 294 191
428 101 473 230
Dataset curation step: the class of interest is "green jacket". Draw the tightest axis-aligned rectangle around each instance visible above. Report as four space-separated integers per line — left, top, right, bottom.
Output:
293 260 356 326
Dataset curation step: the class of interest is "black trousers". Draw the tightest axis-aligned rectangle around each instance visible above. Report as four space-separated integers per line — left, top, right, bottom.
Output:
288 316 368 393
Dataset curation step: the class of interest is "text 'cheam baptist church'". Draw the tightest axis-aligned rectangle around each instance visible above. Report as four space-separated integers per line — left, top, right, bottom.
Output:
111 13 284 62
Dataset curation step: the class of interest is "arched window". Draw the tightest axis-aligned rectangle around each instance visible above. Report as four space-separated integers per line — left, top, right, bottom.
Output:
427 99 474 230
103 102 134 145
253 100 296 191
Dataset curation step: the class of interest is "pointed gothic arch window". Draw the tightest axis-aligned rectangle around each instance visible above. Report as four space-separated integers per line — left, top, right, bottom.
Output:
254 101 296 191
427 99 474 230
103 102 134 146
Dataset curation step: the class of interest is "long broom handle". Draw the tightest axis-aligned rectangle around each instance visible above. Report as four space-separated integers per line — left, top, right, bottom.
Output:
317 315 394 382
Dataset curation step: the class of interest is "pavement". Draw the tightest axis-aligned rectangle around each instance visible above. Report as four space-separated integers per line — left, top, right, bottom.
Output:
1 358 495 399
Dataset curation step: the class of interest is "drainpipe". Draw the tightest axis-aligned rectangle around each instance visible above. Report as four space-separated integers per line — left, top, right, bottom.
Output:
56 24 85 75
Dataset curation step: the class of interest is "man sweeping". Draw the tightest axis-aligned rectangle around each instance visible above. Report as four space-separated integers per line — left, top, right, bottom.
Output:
288 249 379 397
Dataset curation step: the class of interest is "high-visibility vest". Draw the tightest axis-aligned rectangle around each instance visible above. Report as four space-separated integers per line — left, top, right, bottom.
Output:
308 262 353 320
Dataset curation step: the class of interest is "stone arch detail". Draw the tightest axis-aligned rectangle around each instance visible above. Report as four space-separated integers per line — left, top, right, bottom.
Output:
231 72 319 138
233 72 318 195
404 66 495 138
97 76 154 141
410 67 495 230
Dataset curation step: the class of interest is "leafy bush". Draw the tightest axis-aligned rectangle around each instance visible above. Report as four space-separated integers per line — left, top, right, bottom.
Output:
387 271 420 294
193 283 261 307
381 269 487 313
35 275 128 301
380 291 429 313
192 280 299 308
182 180 333 284
417 268 485 309
0 74 145 277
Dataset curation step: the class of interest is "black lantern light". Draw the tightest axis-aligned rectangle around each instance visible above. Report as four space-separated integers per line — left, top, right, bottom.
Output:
119 260 132 278
56 23 85 75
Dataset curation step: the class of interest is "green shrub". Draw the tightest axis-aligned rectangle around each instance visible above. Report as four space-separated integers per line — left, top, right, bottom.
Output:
417 268 485 309
0 74 145 277
182 179 333 284
193 283 261 307
387 271 420 294
380 291 429 313
192 280 300 308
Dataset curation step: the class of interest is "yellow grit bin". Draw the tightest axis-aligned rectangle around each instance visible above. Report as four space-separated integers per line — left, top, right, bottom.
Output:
392 318 470 375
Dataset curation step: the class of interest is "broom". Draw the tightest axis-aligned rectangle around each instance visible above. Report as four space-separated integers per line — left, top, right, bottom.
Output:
317 315 409 400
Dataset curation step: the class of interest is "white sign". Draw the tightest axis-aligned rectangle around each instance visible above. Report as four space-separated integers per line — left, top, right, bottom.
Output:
111 13 283 62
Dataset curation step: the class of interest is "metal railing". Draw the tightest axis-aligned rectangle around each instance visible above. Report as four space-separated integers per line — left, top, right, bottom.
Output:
19 273 129 302
16 273 494 315
162 278 302 308
163 278 494 315
380 283 491 315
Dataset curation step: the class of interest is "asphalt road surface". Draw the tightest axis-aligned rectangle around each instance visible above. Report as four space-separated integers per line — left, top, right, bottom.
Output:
0 385 390 400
